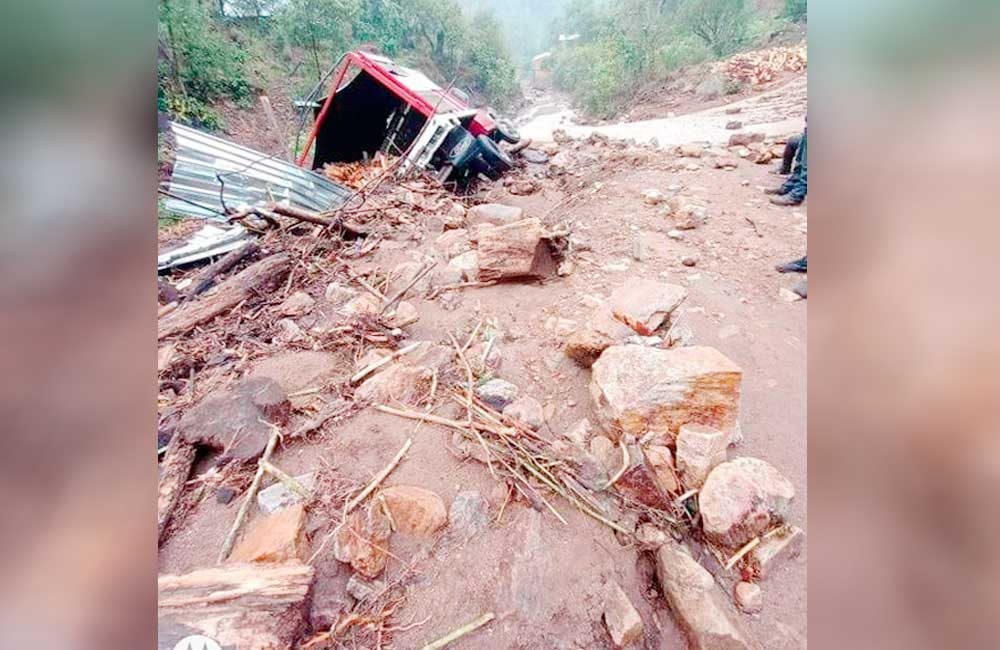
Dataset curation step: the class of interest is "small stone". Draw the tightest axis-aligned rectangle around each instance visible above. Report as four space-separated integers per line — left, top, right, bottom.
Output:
343 292 382 317
635 522 668 551
335 507 391 578
589 434 618 473
468 203 524 226
448 491 490 542
631 236 646 261
615 443 672 509
645 445 678 493
325 282 357 304
682 256 698 267
667 229 684 240
725 106 743 115
435 229 471 257
444 201 467 228
685 163 701 171
667 184 683 192
642 189 666 205
475 378 519 410
565 418 594 447
603 582 644 647
503 395 545 430
734 581 762 613
216 486 236 504
779 287 803 302
258 472 316 513
448 250 479 282
557 259 576 276
379 485 448 537
544 316 579 337
276 290 315 317
699 457 795 547
728 132 766 147
229 504 307 564
725 120 743 130
678 144 703 158
740 179 750 186
346 574 385 603
388 301 419 328
273 318 304 345
676 423 729 489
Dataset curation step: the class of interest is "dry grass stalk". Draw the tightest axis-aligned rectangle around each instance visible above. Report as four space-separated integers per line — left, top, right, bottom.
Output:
420 612 495 650
345 437 413 514
218 420 280 562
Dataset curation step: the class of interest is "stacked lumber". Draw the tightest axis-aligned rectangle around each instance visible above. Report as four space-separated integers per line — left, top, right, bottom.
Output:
322 153 395 188
720 45 807 85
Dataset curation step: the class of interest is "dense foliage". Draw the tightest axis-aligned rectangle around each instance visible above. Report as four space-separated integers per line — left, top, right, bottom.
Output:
157 0 520 130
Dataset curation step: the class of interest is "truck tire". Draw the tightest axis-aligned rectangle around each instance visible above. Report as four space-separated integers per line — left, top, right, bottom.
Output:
471 154 502 181
476 134 513 173
447 128 479 170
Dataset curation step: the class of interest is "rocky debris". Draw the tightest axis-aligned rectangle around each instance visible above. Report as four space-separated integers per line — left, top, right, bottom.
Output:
503 395 545 430
508 178 542 195
682 255 699 267
387 260 432 297
779 287 803 302
565 279 687 368
468 203 524 226
444 201 467 229
342 291 382 317
589 434 617 472
521 148 550 164
728 132 766 147
645 445 679 493
749 525 805 579
642 188 667 205
557 259 575 276
334 507 391 578
712 155 741 170
355 362 433 405
603 582 644 647
656 541 750 650
684 162 701 171
544 316 579 337
475 378 519 410
387 301 419 328
258 472 316 513
734 581 762 614
475 218 558 281
230 504 308 564
676 423 730 489
674 204 706 230
467 341 502 376
725 120 743 130
447 250 480 282
590 345 742 443
635 522 668 551
275 290 315 317
435 229 471 258
273 318 304 345
667 229 684 240
558 417 590 447
699 457 795 547
678 144 703 158
325 282 357 304
217 486 236 504
615 442 672 508
175 377 290 462
725 105 742 114
346 574 386 603
695 72 727 100
379 485 448 537
448 490 490 542
158 562 313 650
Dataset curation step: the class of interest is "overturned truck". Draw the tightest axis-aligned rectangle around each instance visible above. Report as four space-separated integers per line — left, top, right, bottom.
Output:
296 50 520 185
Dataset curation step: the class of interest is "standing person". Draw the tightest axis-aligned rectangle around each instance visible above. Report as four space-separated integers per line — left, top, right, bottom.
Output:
765 120 807 206
778 133 802 175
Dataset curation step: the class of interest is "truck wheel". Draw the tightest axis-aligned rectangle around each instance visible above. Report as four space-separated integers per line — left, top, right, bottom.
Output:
476 134 513 173
447 128 479 170
471 154 502 181
493 119 521 144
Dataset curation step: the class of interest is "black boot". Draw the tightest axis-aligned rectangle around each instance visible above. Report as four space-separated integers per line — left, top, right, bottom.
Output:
775 256 807 273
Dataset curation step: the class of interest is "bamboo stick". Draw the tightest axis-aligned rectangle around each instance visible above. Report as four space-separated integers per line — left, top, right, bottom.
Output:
345 437 412 513
219 423 280 562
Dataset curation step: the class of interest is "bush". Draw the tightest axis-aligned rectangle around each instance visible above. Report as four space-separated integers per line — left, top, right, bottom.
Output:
677 0 751 57
553 39 633 117
783 0 807 22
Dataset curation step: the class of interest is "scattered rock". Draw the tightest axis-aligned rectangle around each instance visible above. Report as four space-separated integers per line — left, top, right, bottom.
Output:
258 472 316 513
334 507 391 578
230 504 307 564
676 424 729 489
325 282 357 304
544 316 579 337
590 345 743 443
678 144 703 158
734 581 762 614
448 491 490 542
343 292 382 317
273 318 304 345
615 442 672 508
741 179 750 186
685 163 701 172
503 395 545 430
387 261 432 297
565 329 615 368
725 105 743 114
725 120 743 130
749 524 805 579
388 301 419 328
642 189 666 205
728 132 766 147
379 485 448 537
216 486 236 504
645 445 678 493
779 287 803 302
565 418 594 447
557 259 576 276
176 377 290 462
603 582 644 647
444 201 467 229
674 204 705 230
346 574 385 603
656 541 750 650
435 229 471 258
475 218 557 282
699 457 795 547
682 255 698 267
468 203 524 226
475 378 519 410
635 522 668 551
355 362 434 405
521 148 550 164
589 434 617 473
667 229 684 240
275 290 315 317
713 155 741 169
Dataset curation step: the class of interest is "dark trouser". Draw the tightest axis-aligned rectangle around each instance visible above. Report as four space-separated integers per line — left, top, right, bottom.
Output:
779 130 807 201
780 134 802 174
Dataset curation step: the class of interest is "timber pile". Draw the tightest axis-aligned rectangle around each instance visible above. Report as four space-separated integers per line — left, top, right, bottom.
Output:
719 44 807 84
323 153 395 189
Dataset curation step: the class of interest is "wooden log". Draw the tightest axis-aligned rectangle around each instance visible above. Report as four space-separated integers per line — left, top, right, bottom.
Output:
157 436 197 544
158 562 314 650
475 218 557 282
158 253 291 340
184 241 259 299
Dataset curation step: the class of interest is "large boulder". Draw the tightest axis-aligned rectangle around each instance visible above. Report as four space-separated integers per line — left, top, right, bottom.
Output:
656 541 750 649
566 280 687 368
475 218 557 281
699 458 795 548
468 203 524 226
590 345 742 443
379 485 448 537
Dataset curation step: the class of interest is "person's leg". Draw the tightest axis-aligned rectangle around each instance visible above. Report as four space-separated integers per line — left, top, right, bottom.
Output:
780 134 802 174
775 255 807 273
771 131 807 205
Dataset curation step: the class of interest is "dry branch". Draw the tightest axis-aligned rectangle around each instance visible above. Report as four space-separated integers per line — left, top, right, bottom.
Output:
420 612 495 650
219 424 280 563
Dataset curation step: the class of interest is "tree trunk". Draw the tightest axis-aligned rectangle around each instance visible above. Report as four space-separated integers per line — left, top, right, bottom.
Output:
157 436 197 544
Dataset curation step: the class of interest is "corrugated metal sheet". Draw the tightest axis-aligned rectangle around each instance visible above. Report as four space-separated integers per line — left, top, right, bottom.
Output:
164 121 351 220
157 224 252 271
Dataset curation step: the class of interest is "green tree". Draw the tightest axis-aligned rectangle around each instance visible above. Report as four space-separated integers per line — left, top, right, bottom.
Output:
677 0 750 57
276 0 361 80
783 0 806 22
